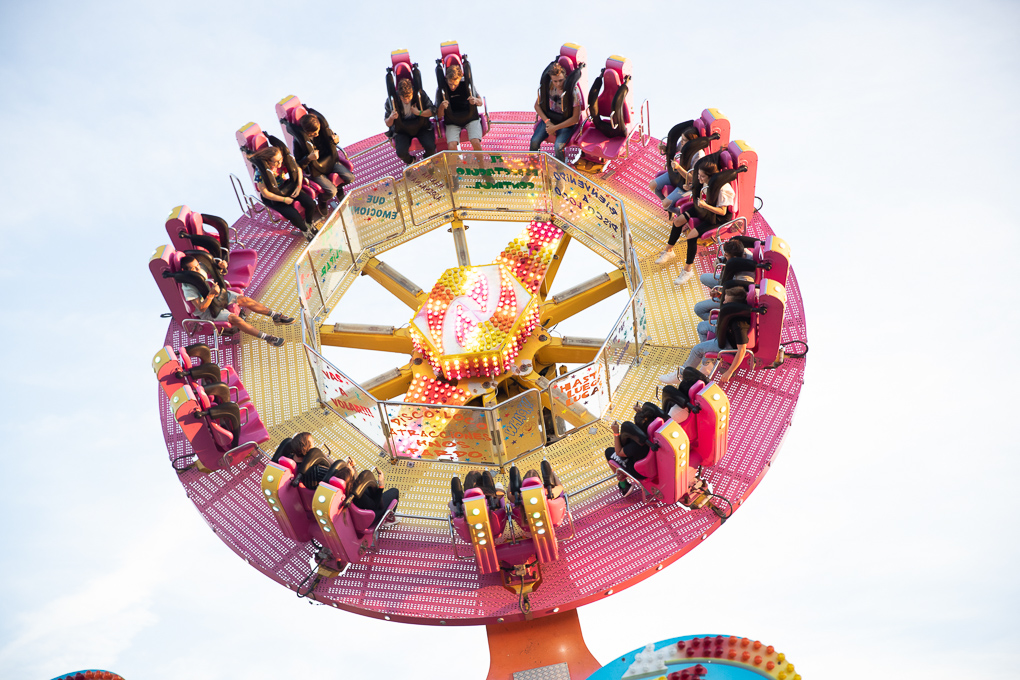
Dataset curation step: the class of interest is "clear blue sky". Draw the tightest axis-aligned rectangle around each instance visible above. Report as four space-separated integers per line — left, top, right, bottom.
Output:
1 1 1017 678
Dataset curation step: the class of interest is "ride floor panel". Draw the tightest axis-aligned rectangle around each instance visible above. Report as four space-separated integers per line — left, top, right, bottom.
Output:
158 114 807 624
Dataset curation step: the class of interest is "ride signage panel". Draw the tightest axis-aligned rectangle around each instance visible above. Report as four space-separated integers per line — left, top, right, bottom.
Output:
493 390 544 462
340 178 399 253
548 360 609 437
403 154 454 226
382 402 499 464
303 346 385 445
447 151 549 215
547 163 625 257
307 210 354 314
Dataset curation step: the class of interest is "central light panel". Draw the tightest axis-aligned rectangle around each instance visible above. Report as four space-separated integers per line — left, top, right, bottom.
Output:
408 221 563 382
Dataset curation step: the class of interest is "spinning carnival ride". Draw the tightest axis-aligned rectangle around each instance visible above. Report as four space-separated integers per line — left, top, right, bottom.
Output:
151 44 808 680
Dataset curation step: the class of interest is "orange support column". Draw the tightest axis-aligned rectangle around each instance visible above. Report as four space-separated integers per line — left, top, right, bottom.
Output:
485 609 601 680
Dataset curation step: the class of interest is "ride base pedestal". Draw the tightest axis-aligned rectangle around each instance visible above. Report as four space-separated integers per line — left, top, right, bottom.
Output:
485 609 601 680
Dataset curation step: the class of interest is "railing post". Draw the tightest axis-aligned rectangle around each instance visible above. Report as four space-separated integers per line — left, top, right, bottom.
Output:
602 348 613 405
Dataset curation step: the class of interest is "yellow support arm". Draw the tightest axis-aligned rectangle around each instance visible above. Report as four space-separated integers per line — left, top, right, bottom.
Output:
534 336 601 365
318 324 414 354
362 257 428 311
539 233 571 297
362 363 415 401
540 268 627 327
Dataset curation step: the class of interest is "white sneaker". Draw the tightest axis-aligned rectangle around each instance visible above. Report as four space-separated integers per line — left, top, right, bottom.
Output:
658 370 682 385
655 250 676 265
674 270 694 286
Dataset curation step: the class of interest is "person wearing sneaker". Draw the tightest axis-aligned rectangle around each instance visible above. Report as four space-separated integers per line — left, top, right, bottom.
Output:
654 162 735 286
180 255 293 347
659 285 749 384
604 405 660 496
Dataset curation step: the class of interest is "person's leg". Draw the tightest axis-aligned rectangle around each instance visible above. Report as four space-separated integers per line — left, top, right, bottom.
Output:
664 187 686 212
684 338 721 369
530 120 549 152
553 126 574 161
376 487 400 523
331 161 355 186
696 319 715 342
418 129 437 158
225 313 284 346
311 174 338 202
651 172 670 197
295 191 322 226
467 119 484 150
445 123 462 150
700 272 719 288
694 299 720 321
655 216 689 265
394 132 414 164
235 295 294 323
264 198 308 232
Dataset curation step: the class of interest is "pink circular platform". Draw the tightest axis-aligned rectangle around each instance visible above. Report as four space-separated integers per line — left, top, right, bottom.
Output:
157 113 808 625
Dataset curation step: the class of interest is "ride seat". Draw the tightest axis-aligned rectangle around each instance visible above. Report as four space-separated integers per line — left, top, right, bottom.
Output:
149 244 238 337
178 343 251 405
759 235 791 287
535 43 589 153
705 279 787 371
262 458 314 542
166 205 256 291
235 122 322 225
688 382 730 469
167 384 260 471
456 488 501 574
433 41 489 147
577 55 637 162
387 49 436 157
696 140 759 245
275 94 355 186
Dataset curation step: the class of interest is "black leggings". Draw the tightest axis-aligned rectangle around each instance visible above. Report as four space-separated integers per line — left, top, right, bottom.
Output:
605 447 646 480
264 192 317 232
668 211 717 264
394 129 437 164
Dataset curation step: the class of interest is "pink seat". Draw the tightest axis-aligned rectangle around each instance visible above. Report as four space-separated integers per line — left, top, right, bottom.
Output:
386 49 437 157
275 94 355 186
261 458 314 542
167 384 261 471
149 243 238 340
534 43 588 153
697 140 759 245
577 55 637 162
177 343 251 404
235 121 322 228
166 205 257 291
705 279 787 371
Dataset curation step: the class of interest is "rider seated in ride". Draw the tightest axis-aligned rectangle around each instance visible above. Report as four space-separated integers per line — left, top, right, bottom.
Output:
530 62 584 162
179 255 291 346
649 126 702 212
661 283 750 384
605 403 662 496
510 461 564 503
385 78 436 165
349 466 400 524
694 238 756 321
294 112 355 208
249 146 323 235
658 161 737 286
436 64 484 152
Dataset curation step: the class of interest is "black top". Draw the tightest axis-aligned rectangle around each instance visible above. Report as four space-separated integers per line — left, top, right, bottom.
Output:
725 319 751 348
384 92 435 133
622 439 650 462
353 478 383 511
444 80 479 126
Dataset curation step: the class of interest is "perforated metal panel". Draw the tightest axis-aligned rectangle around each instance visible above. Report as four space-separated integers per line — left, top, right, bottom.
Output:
157 116 807 625
514 663 570 680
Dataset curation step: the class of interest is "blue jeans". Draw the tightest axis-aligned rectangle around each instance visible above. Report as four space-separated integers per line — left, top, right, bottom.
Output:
530 121 576 161
652 172 688 211
694 299 719 321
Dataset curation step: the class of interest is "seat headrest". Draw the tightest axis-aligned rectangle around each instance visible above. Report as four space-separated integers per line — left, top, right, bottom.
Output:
168 249 184 272
693 119 707 136
443 53 462 70
604 55 632 79
557 55 574 73
522 477 542 488
287 105 308 124
597 69 622 114
688 381 706 404
391 49 412 67
464 488 485 499
179 346 194 370
184 211 203 234
394 62 413 81
719 149 734 170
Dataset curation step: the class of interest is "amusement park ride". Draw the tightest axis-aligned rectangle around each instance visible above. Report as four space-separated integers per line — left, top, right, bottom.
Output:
145 41 808 680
